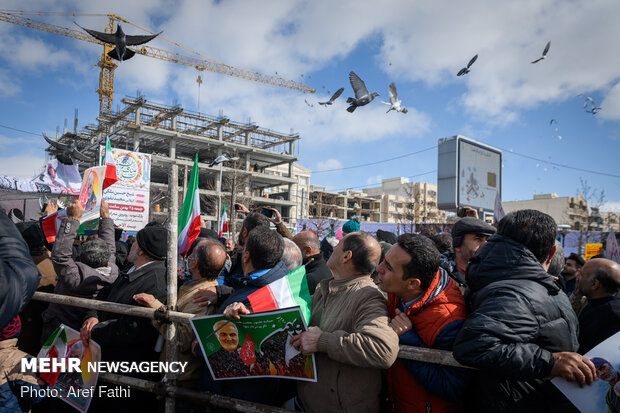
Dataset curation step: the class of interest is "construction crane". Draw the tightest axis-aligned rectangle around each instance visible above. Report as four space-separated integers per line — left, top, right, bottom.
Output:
0 10 315 116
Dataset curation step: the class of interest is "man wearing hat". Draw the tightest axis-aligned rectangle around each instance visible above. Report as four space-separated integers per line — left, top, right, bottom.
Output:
440 217 496 287
80 223 168 410
342 218 361 235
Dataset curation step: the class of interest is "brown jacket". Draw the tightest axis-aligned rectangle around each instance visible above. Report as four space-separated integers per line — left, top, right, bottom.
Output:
150 278 218 386
297 275 399 413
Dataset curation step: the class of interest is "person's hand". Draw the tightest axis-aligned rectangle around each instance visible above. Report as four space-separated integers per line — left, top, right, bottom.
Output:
191 339 199 357
234 203 250 215
550 352 596 387
81 317 99 342
192 286 217 307
463 207 479 219
390 308 412 336
43 201 59 216
100 199 110 219
223 302 251 320
290 326 322 355
67 199 84 220
268 208 283 225
133 293 155 307
200 216 207 228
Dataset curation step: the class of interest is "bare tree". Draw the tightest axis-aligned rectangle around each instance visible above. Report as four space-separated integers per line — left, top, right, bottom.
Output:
308 191 337 238
398 182 418 234
575 178 607 253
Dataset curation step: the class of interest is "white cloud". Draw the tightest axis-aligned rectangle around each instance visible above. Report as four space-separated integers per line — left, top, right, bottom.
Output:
0 153 46 178
601 202 620 213
316 158 342 172
366 174 383 185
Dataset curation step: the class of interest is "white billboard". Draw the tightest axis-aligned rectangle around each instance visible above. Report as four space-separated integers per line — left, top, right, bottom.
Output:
438 135 501 212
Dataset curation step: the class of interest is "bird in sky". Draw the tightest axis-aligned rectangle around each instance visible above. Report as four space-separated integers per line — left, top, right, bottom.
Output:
531 41 551 64
43 134 91 165
318 88 344 106
77 23 161 62
304 99 314 108
586 105 602 115
457 54 478 76
381 82 408 114
346 72 379 113
208 152 239 167
549 118 557 125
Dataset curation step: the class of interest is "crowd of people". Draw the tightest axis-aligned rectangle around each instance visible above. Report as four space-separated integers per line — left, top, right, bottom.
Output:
1 198 619 413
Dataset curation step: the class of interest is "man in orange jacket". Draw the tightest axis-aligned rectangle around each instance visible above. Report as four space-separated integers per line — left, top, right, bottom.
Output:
376 233 470 412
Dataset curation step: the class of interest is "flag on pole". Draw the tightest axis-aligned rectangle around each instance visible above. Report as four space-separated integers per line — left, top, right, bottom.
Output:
494 192 506 224
247 266 311 323
219 202 229 237
41 208 68 244
605 228 620 264
178 154 201 257
101 137 118 190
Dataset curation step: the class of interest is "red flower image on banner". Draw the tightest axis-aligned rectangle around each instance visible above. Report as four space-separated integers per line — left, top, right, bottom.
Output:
239 333 256 366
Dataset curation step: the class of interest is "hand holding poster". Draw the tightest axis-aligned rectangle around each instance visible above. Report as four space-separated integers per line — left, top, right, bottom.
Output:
552 331 620 412
191 307 317 382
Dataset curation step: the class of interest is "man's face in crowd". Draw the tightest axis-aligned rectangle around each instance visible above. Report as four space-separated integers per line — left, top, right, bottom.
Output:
456 233 488 262
326 235 346 273
215 323 239 352
595 360 616 382
127 239 139 264
576 262 595 298
376 245 411 296
561 259 580 280
225 239 235 252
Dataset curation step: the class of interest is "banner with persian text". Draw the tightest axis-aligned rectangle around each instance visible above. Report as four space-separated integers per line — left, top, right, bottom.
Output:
99 147 151 232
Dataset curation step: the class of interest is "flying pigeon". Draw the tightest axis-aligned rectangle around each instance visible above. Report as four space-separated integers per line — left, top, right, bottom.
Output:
43 133 91 165
318 88 344 106
586 105 602 115
77 23 161 62
531 41 551 64
208 152 239 167
457 54 478 76
549 119 557 125
583 96 595 108
304 99 314 108
346 71 379 113
381 82 408 114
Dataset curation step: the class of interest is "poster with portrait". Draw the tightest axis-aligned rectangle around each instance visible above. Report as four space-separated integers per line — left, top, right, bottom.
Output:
553 331 620 412
78 166 105 222
191 307 317 382
99 147 151 232
38 324 102 413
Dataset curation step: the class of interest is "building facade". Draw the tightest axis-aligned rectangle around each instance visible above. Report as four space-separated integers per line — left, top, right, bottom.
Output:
503 193 589 230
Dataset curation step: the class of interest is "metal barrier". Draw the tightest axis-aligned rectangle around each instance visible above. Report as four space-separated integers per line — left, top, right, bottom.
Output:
31 290 472 413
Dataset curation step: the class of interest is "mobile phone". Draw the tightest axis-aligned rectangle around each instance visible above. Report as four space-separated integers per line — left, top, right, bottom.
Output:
260 207 274 218
234 204 241 211
457 207 467 218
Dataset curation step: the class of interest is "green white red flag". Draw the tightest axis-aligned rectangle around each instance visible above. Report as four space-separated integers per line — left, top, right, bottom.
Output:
101 137 118 190
218 202 229 237
247 265 311 323
178 154 201 257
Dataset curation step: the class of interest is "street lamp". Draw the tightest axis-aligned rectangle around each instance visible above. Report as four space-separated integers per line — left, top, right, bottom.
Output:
208 152 239 231
558 224 571 248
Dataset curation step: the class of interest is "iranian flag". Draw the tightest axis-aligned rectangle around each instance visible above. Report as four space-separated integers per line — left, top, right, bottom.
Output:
178 154 201 257
101 137 118 190
38 325 68 386
218 203 229 237
247 266 311 323
41 208 68 244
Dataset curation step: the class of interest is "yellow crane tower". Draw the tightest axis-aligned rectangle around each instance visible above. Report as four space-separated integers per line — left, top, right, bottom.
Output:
0 10 315 116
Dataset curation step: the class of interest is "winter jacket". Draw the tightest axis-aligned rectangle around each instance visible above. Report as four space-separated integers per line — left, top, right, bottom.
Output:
86 260 167 363
42 217 119 338
0 210 40 331
303 253 332 294
297 275 400 413
212 261 296 406
150 278 218 386
0 339 45 412
386 268 469 413
453 234 579 412
439 251 467 288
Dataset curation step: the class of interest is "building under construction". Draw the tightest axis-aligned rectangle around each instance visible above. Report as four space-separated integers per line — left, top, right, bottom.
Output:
55 96 301 232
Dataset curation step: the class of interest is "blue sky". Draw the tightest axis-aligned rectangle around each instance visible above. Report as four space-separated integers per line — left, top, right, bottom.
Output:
1 0 619 211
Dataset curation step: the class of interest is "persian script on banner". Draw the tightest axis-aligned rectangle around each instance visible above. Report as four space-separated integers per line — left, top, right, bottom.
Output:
191 308 317 382
99 147 151 232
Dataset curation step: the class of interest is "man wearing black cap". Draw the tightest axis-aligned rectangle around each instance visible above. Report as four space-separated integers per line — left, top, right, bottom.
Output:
440 216 496 287
80 224 168 410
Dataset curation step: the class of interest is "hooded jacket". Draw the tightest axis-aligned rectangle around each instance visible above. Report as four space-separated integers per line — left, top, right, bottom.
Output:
386 268 469 413
453 234 579 412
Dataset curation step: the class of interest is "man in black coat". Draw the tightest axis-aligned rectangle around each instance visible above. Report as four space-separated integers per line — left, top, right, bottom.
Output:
293 230 332 294
575 257 620 354
453 209 596 412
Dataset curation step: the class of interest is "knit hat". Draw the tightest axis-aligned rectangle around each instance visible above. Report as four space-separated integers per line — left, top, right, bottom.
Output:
342 219 360 234
451 217 496 248
0 316 21 340
137 225 168 260
376 229 397 244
